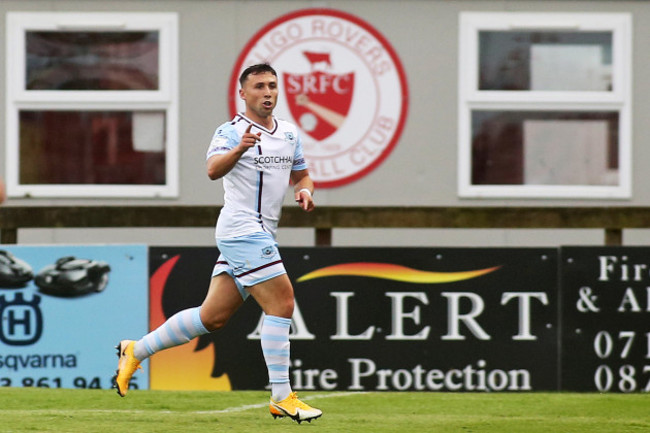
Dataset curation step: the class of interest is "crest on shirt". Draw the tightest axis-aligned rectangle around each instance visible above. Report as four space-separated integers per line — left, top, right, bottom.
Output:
229 8 409 189
284 131 296 144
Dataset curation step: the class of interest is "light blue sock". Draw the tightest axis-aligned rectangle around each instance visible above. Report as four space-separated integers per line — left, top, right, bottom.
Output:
261 315 292 401
133 307 209 361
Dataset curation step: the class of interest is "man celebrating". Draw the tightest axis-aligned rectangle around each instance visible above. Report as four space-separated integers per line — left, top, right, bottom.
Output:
114 64 322 424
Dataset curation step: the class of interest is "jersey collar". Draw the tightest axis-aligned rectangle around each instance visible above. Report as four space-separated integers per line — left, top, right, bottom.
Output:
236 113 278 135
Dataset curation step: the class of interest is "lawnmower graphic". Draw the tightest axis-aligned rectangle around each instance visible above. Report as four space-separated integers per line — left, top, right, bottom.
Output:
0 250 34 288
35 256 111 297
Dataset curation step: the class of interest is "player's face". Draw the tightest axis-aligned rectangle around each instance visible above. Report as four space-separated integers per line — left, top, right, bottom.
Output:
240 71 278 120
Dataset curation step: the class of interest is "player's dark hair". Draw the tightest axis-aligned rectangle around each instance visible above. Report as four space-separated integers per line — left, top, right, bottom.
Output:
239 63 277 86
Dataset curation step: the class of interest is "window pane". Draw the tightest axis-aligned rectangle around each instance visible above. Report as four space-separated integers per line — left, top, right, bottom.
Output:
479 32 612 91
471 111 618 186
19 110 166 185
26 31 159 90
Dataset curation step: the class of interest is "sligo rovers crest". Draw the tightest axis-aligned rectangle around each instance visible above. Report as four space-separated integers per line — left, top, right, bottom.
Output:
229 9 409 188
284 53 355 141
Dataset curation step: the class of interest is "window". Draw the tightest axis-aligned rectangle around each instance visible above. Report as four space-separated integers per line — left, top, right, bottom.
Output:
6 12 178 198
458 13 631 199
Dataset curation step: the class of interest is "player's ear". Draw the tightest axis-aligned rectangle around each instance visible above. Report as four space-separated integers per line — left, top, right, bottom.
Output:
239 88 246 101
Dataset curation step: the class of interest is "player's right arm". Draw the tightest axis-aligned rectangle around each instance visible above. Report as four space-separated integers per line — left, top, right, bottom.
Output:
207 124 261 180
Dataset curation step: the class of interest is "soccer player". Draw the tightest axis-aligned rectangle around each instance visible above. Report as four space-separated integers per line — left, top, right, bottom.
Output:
114 63 322 424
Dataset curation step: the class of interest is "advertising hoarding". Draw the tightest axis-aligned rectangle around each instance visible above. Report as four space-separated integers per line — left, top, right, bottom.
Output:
149 247 558 392
3 244 647 393
561 247 650 392
0 245 149 390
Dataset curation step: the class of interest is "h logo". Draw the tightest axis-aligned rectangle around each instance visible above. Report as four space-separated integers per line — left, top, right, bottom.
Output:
0 292 43 346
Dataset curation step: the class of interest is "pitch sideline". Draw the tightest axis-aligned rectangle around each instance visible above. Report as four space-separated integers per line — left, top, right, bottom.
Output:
194 391 365 414
0 391 364 416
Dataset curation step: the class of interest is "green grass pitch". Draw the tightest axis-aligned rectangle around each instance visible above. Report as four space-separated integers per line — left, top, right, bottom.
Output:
0 388 648 432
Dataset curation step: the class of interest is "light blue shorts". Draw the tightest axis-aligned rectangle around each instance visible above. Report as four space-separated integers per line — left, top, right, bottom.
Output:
212 231 286 300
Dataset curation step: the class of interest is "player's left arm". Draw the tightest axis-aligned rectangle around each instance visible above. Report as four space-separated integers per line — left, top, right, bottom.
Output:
291 169 315 212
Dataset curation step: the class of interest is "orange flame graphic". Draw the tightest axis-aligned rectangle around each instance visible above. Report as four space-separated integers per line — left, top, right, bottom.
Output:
149 255 231 391
297 262 501 284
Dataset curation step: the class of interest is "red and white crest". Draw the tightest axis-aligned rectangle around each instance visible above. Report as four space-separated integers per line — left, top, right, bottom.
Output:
230 9 409 188
284 52 355 141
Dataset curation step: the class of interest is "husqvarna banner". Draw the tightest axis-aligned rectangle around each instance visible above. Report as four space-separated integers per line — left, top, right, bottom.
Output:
149 247 558 392
0 245 148 390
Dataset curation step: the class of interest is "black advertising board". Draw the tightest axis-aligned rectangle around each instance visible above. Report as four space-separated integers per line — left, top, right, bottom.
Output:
149 247 558 392
561 247 650 392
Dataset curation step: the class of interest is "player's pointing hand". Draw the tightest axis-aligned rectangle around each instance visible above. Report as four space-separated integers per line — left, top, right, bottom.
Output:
239 124 261 150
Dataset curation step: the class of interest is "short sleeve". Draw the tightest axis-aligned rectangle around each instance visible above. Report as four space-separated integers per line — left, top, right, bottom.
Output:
292 132 308 171
206 124 238 160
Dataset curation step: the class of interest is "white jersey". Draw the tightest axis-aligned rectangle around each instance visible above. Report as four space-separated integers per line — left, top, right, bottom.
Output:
206 113 308 239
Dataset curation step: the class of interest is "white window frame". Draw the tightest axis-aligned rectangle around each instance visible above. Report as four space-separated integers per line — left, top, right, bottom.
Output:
5 12 179 198
458 12 632 199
